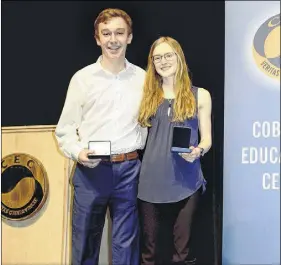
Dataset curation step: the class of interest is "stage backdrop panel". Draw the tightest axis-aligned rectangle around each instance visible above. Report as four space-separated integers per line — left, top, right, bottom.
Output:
223 2 280 265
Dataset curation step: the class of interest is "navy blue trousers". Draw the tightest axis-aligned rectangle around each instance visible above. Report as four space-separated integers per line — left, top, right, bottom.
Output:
71 159 141 265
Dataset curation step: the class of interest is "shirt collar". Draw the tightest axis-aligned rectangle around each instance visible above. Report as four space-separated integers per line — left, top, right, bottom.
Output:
93 55 134 75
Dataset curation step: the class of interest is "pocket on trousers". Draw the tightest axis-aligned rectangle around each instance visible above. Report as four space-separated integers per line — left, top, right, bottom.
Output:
71 164 83 187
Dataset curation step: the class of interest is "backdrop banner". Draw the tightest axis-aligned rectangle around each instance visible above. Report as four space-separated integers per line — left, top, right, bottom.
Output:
223 1 280 265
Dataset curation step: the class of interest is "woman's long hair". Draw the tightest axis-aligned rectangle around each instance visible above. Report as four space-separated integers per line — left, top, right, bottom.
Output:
138 37 196 127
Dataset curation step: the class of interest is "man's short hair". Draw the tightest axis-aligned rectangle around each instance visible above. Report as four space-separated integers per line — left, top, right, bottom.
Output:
94 8 133 39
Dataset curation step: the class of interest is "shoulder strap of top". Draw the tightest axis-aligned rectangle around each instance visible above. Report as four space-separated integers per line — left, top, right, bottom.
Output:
191 85 199 115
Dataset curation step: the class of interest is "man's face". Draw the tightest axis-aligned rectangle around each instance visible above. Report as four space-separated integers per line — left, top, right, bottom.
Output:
152 42 178 78
96 17 132 60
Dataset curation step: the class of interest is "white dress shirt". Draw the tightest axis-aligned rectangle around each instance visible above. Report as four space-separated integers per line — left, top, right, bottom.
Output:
55 56 148 161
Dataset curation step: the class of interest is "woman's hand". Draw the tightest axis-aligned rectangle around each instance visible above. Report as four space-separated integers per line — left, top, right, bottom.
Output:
179 146 202 163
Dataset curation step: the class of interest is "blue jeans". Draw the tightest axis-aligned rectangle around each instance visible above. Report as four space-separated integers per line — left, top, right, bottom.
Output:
71 159 141 265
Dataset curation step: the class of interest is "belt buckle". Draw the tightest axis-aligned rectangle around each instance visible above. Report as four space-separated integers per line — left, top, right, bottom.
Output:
110 153 124 163
110 152 137 163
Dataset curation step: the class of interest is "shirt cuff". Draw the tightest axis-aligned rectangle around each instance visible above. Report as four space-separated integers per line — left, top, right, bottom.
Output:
69 143 85 161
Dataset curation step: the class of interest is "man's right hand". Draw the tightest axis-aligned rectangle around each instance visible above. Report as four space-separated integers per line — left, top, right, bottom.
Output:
78 149 101 168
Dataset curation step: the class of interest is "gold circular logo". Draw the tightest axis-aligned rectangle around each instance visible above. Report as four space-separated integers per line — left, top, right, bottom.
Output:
1 153 49 221
252 14 280 80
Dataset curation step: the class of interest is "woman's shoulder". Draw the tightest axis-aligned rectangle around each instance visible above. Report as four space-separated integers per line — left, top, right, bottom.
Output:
197 87 212 107
197 87 210 96
191 85 209 94
191 86 211 99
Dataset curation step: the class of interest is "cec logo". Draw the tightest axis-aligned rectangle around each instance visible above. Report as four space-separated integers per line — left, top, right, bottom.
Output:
1 153 49 221
252 14 280 80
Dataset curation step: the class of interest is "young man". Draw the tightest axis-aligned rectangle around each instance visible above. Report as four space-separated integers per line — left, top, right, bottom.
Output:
55 8 147 265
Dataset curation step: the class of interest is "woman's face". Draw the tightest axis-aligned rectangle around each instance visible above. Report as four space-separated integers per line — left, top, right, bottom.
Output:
152 42 178 78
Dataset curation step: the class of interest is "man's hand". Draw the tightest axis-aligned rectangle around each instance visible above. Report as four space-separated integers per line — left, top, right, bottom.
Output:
78 149 101 168
179 146 201 163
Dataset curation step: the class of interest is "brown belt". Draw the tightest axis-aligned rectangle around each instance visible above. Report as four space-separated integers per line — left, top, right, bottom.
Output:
103 151 139 163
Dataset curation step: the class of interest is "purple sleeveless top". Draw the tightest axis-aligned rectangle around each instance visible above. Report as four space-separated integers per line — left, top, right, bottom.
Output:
138 86 206 203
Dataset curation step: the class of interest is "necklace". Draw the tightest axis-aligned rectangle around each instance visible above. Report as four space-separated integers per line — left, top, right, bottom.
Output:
167 99 173 116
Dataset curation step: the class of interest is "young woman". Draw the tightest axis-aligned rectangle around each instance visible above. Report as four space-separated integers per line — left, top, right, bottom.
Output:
138 37 212 265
